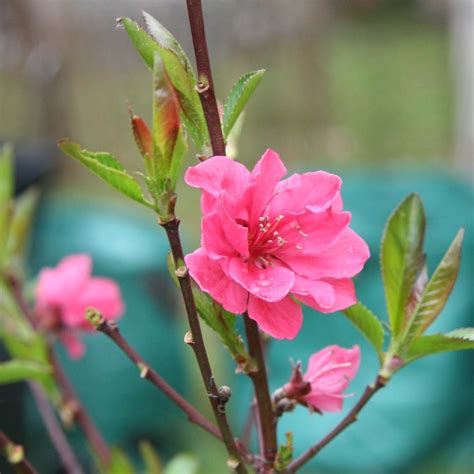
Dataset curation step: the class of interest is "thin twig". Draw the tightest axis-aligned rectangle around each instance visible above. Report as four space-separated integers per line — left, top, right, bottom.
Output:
243 315 277 470
28 382 84 474
186 0 226 156
48 351 111 466
286 375 387 473
0 430 38 474
91 317 221 440
162 220 247 473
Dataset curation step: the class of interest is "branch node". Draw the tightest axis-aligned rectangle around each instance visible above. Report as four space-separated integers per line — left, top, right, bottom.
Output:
195 80 210 94
184 330 195 345
137 362 149 379
5 442 24 464
175 265 189 278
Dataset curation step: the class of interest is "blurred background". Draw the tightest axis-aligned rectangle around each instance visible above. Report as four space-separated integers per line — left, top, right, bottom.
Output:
0 0 473 473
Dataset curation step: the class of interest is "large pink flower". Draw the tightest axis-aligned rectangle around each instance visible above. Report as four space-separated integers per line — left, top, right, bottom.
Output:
185 149 369 339
302 345 361 412
35 254 124 359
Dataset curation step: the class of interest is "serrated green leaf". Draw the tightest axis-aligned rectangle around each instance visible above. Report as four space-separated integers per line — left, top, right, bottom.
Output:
223 69 265 138
0 359 51 385
139 441 162 474
343 302 385 360
164 454 199 474
402 229 464 345
381 193 425 338
404 329 474 363
58 141 153 208
152 52 180 181
168 128 187 189
166 254 251 370
121 16 207 150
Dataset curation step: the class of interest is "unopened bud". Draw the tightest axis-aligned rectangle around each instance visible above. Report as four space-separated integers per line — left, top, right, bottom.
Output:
137 362 149 379
5 443 24 464
184 331 194 345
130 114 153 158
85 307 104 328
218 385 232 403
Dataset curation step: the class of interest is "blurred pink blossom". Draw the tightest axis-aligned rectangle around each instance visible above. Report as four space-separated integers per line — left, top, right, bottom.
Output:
185 149 369 339
35 254 124 359
302 344 361 412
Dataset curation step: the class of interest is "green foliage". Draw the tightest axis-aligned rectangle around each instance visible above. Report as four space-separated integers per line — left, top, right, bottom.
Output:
167 254 252 371
0 144 14 264
402 228 464 345
121 15 208 150
223 69 265 139
275 432 293 471
58 141 154 208
0 359 51 385
404 330 474 363
139 441 162 474
101 448 135 474
381 193 425 338
163 454 199 474
343 302 385 361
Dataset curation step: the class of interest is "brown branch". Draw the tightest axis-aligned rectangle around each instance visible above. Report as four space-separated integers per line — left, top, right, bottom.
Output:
48 351 111 466
243 315 277 470
90 315 221 441
0 430 38 474
28 382 84 474
186 0 226 156
286 375 387 473
162 220 247 472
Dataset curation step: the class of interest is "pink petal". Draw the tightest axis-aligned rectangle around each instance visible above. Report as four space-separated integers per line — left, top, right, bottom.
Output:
296 278 355 313
247 295 302 339
291 276 336 309
64 278 124 329
35 254 92 308
201 202 249 259
185 156 250 204
246 149 287 223
60 332 85 360
276 210 351 258
283 228 369 280
270 171 342 216
185 248 248 314
304 392 345 412
306 345 361 382
228 258 294 302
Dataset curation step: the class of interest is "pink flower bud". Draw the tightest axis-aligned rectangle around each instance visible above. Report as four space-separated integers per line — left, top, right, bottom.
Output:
35 254 124 359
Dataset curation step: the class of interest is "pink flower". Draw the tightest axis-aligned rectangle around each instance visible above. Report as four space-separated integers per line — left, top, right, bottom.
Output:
35 254 124 359
301 345 361 412
184 149 369 339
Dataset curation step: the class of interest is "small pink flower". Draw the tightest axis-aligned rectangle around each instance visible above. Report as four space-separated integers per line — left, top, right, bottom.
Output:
184 149 369 339
35 254 124 359
302 345 361 412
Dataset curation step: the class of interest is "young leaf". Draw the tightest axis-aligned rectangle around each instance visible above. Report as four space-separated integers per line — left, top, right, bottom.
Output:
223 69 265 139
168 128 187 189
380 193 425 338
402 229 464 345
153 52 180 180
404 329 474 363
343 302 385 360
58 141 154 208
0 144 14 263
275 432 294 472
0 359 51 385
139 441 162 474
100 447 134 474
121 16 207 149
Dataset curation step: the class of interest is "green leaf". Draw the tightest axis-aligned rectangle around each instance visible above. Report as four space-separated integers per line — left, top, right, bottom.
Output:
0 359 51 385
275 432 293 471
139 441 162 474
7 188 39 259
121 16 207 149
223 69 265 139
380 193 425 338
404 329 474 363
100 447 135 474
152 52 181 181
402 229 464 344
0 143 13 204
168 128 187 189
343 302 385 359
58 141 153 208
166 255 252 370
164 454 199 474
